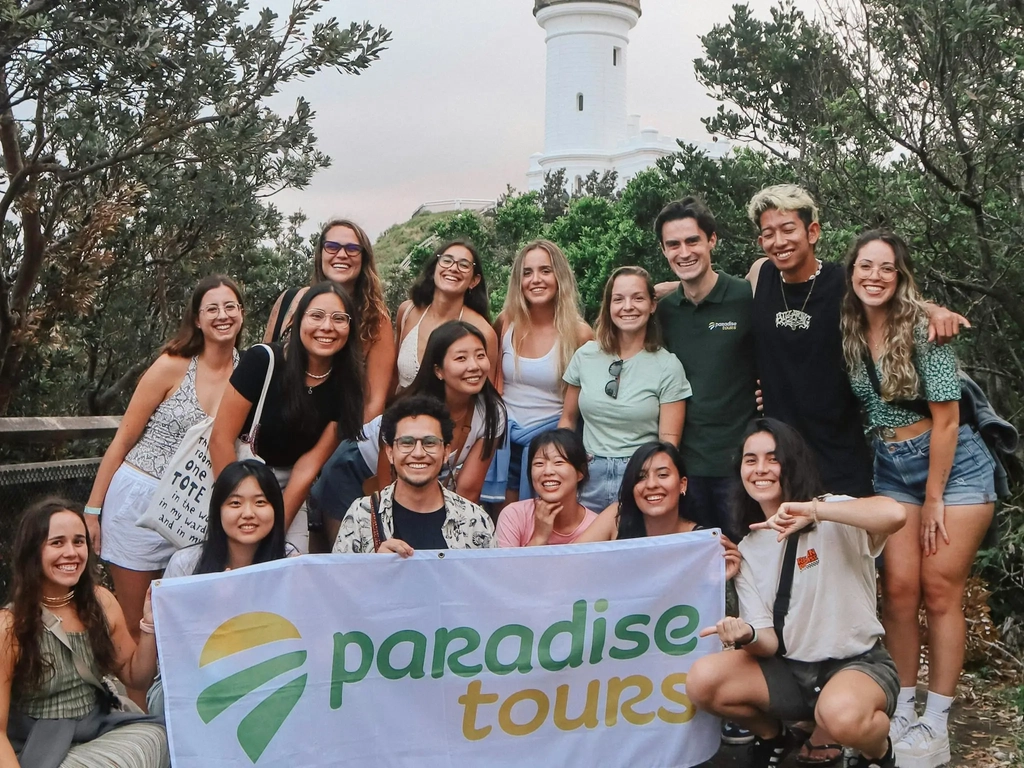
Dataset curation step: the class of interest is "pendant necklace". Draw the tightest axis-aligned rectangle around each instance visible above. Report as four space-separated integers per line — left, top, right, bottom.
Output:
775 259 822 330
305 367 332 394
42 590 75 609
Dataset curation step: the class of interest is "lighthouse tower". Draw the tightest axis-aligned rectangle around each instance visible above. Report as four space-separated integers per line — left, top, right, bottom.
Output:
527 0 679 192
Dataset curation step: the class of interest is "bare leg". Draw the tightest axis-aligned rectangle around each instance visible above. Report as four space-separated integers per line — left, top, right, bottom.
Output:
108 563 162 710
882 503 923 687
815 669 891 759
687 650 779 738
921 502 993 695
322 517 342 552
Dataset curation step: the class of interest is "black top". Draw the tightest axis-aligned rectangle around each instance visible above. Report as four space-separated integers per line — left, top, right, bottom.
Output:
752 261 873 496
230 344 337 468
392 499 449 550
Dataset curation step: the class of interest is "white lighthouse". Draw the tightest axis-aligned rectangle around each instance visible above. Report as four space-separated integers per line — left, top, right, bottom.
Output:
527 0 723 192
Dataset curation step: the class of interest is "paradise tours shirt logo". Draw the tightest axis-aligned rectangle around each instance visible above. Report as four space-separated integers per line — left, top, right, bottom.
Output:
196 612 308 763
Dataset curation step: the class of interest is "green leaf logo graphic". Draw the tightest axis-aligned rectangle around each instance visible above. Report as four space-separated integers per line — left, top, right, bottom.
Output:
197 612 307 763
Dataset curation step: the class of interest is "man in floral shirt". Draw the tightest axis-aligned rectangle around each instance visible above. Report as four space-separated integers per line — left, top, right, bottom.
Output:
332 395 495 554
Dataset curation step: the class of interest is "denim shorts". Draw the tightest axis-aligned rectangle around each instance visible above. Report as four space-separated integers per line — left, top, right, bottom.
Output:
873 424 997 506
578 455 630 513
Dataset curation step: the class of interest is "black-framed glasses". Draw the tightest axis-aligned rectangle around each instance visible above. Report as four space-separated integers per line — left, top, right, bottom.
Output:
323 241 364 257
605 359 624 399
438 254 474 273
393 435 444 454
304 309 351 327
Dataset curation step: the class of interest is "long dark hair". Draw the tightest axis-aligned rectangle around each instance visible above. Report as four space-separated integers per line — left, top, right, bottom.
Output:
313 219 389 346
401 320 505 460
8 498 117 691
163 274 244 357
193 461 287 575
616 442 689 540
733 417 826 534
408 239 490 320
281 281 364 442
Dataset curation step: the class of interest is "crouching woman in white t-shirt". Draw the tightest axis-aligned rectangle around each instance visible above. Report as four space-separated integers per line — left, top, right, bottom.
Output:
686 418 906 768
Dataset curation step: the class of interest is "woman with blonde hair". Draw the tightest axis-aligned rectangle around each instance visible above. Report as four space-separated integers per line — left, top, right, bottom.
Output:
558 266 690 512
263 218 394 423
840 229 995 768
485 239 593 504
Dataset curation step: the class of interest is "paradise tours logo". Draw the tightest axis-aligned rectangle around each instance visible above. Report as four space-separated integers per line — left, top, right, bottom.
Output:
195 612 308 763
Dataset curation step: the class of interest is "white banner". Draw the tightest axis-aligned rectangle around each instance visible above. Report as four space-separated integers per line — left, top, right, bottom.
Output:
153 531 726 767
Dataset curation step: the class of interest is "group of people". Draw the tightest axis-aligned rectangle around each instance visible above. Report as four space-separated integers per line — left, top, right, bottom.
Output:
1 184 1003 768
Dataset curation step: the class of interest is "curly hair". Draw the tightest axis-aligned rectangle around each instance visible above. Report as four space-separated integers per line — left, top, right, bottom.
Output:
7 498 117 692
840 229 928 401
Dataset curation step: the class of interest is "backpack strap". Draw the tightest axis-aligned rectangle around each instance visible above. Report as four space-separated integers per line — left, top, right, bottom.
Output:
772 532 801 658
41 607 108 691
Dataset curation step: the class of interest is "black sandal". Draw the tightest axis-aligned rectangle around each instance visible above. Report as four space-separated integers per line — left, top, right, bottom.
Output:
795 741 843 767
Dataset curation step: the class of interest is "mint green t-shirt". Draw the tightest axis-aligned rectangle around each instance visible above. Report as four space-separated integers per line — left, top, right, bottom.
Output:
563 341 691 458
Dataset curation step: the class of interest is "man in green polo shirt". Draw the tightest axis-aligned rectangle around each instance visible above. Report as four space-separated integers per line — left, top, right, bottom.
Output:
654 197 757 544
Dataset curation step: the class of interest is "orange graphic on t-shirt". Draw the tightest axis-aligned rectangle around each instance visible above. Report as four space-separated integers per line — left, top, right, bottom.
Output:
797 548 819 571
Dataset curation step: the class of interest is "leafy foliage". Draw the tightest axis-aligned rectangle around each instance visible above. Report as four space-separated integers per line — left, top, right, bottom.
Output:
0 0 390 414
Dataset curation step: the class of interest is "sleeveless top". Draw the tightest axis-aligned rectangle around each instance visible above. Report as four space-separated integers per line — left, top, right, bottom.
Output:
499 325 563 429
751 260 872 496
12 629 99 719
125 352 238 478
396 305 464 389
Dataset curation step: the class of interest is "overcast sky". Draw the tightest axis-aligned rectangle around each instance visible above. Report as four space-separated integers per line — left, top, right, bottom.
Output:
266 0 816 239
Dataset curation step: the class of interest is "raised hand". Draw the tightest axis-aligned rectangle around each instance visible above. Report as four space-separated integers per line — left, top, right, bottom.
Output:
750 500 817 541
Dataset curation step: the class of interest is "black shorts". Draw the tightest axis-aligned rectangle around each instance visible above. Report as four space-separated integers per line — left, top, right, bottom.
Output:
756 642 899 722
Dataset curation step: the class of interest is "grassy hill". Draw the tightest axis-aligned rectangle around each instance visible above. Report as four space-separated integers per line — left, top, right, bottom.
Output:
373 211 462 270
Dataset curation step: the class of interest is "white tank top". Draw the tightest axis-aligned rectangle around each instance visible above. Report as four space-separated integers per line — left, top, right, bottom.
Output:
500 325 564 429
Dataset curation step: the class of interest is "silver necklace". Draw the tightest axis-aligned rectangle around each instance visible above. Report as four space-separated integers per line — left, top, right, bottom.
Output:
775 260 822 330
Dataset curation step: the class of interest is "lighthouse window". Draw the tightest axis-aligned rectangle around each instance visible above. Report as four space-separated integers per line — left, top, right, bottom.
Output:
613 47 620 66
577 93 583 111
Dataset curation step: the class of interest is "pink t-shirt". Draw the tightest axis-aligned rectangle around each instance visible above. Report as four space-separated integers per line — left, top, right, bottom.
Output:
496 499 599 547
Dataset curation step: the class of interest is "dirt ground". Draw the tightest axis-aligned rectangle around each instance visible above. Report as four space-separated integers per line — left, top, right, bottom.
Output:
698 674 1022 767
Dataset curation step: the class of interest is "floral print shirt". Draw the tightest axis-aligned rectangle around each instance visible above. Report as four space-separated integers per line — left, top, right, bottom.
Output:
332 482 496 553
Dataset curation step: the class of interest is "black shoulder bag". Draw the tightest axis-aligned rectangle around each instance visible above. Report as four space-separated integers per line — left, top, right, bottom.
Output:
772 532 802 657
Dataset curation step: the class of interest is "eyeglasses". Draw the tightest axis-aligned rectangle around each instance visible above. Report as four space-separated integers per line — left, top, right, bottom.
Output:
605 359 624 399
304 309 351 327
854 262 898 281
323 241 364 257
438 254 474 273
393 435 445 453
200 302 242 318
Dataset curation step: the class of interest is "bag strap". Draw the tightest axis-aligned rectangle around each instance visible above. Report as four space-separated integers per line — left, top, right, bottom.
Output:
40 607 107 692
271 288 301 342
369 492 383 551
862 352 931 418
772 532 801 658
248 344 276 441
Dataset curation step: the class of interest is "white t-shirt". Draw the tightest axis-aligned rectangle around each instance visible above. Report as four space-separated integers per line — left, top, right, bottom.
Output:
356 399 502 471
735 495 887 662
163 542 299 578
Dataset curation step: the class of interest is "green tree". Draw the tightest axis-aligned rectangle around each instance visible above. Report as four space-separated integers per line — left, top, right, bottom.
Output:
0 0 390 413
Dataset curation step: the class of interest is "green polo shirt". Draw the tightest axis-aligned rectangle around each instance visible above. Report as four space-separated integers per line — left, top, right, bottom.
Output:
656 270 757 476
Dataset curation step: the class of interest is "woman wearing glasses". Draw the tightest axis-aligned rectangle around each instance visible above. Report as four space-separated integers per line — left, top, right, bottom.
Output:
211 282 365 554
394 239 498 393
312 320 505 542
84 275 243 706
263 218 394 422
559 266 690 512
840 230 995 768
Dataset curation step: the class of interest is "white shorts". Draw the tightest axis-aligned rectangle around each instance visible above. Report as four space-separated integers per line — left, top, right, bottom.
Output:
271 466 309 555
101 463 176 571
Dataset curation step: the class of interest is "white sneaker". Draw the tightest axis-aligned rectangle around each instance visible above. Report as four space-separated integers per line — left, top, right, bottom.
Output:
888 712 917 744
893 722 951 768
